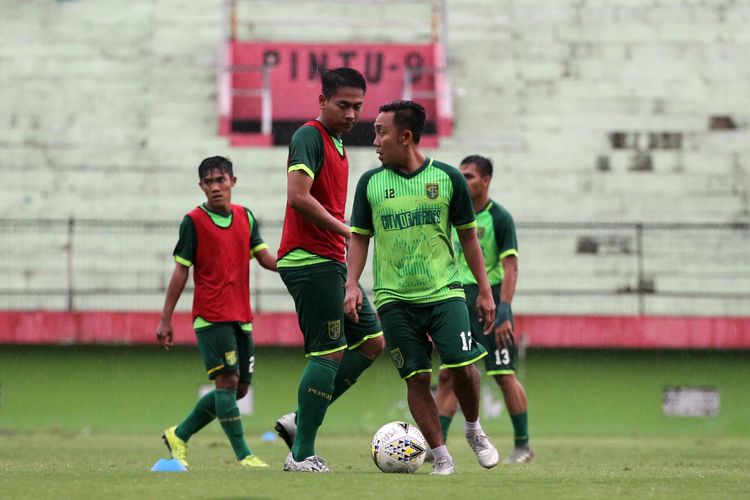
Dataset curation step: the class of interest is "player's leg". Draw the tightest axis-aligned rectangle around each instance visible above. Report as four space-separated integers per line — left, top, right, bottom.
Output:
431 299 499 469
380 302 455 475
434 284 485 442
435 369 459 441
205 324 256 462
495 373 533 462
332 282 384 404
484 303 534 463
279 263 346 469
162 322 232 467
234 327 269 467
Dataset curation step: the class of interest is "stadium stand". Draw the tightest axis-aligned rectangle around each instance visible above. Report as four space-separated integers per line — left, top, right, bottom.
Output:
0 0 748 345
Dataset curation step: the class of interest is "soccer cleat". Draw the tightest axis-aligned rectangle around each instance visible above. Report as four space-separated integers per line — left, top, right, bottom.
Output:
274 412 297 450
238 454 270 468
466 430 499 469
162 426 189 469
502 446 535 464
430 455 455 475
282 452 331 472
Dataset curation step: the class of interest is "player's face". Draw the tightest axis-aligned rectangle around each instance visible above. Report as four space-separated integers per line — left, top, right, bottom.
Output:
319 87 364 135
373 111 404 166
460 163 490 200
199 168 236 212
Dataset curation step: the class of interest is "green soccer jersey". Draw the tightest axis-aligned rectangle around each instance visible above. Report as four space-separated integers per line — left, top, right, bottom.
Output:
350 157 477 309
452 200 518 286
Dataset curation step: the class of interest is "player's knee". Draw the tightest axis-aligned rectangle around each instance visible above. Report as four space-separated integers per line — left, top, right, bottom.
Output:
236 383 249 399
214 371 240 390
438 368 453 386
360 335 385 358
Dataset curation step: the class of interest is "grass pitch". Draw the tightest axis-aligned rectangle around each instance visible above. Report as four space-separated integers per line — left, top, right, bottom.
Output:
1 346 749 498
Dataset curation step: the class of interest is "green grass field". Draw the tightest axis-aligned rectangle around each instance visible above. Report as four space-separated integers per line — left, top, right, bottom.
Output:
1 346 749 498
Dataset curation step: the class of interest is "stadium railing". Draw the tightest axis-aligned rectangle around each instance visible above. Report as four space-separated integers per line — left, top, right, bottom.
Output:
0 218 748 348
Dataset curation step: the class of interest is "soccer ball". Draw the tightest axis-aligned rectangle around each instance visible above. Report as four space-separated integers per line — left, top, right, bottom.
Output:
371 421 427 473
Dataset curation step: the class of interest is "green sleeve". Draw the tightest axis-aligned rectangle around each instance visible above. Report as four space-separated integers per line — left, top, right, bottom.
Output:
246 208 269 256
448 167 476 229
287 125 324 178
493 205 519 259
350 171 374 235
172 215 196 267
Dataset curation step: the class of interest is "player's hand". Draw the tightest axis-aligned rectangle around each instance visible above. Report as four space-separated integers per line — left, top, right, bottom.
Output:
476 287 496 335
494 319 514 349
343 282 363 323
156 320 174 350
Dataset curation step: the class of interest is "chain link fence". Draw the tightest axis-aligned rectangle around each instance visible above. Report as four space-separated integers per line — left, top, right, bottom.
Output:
1 218 748 316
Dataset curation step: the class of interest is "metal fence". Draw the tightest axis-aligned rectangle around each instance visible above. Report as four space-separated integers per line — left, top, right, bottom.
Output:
0 218 748 316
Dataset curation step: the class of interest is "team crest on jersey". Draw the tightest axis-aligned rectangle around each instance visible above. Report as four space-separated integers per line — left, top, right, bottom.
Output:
225 350 237 366
327 320 341 340
390 348 405 369
477 227 485 239
425 183 440 199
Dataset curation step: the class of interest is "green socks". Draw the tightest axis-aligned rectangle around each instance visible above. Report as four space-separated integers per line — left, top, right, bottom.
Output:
293 356 339 461
215 388 252 460
510 412 529 447
176 390 216 442
330 349 374 404
439 415 453 442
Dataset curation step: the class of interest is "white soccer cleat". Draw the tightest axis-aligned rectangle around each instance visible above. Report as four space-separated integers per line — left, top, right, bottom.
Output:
282 452 331 473
430 455 455 475
466 430 499 469
274 412 297 450
503 446 535 464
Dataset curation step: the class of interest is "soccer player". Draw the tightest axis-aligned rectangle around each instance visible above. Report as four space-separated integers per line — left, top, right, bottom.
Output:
435 155 534 464
156 155 277 469
275 67 385 472
344 100 499 475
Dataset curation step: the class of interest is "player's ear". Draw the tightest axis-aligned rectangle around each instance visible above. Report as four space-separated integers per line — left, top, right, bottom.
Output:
402 129 412 146
318 93 327 109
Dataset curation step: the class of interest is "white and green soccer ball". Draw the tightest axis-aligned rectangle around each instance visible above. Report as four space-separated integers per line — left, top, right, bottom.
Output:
371 421 427 473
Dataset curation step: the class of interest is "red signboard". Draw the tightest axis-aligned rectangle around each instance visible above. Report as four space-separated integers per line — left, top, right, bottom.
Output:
222 41 446 145
231 41 436 119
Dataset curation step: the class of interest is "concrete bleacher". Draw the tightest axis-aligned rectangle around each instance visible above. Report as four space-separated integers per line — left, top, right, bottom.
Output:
0 0 748 315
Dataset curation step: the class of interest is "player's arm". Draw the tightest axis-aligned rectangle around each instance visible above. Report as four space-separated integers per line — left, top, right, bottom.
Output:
457 227 496 333
156 262 189 350
343 233 370 322
287 171 351 240
344 172 374 322
496 254 518 348
246 209 277 271
253 247 277 272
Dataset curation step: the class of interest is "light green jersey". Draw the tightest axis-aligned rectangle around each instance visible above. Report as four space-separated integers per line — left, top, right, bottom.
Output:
452 200 518 286
350 158 477 309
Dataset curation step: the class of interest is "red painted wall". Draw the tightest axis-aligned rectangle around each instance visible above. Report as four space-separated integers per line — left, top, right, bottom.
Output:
1 311 748 349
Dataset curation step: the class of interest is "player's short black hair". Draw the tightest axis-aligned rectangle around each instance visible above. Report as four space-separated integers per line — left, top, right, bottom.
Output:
460 155 493 178
320 67 367 98
378 100 426 144
198 156 234 179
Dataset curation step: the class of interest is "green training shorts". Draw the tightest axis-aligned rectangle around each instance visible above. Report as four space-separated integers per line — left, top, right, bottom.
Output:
464 284 517 375
378 298 487 379
195 322 255 384
279 261 382 357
